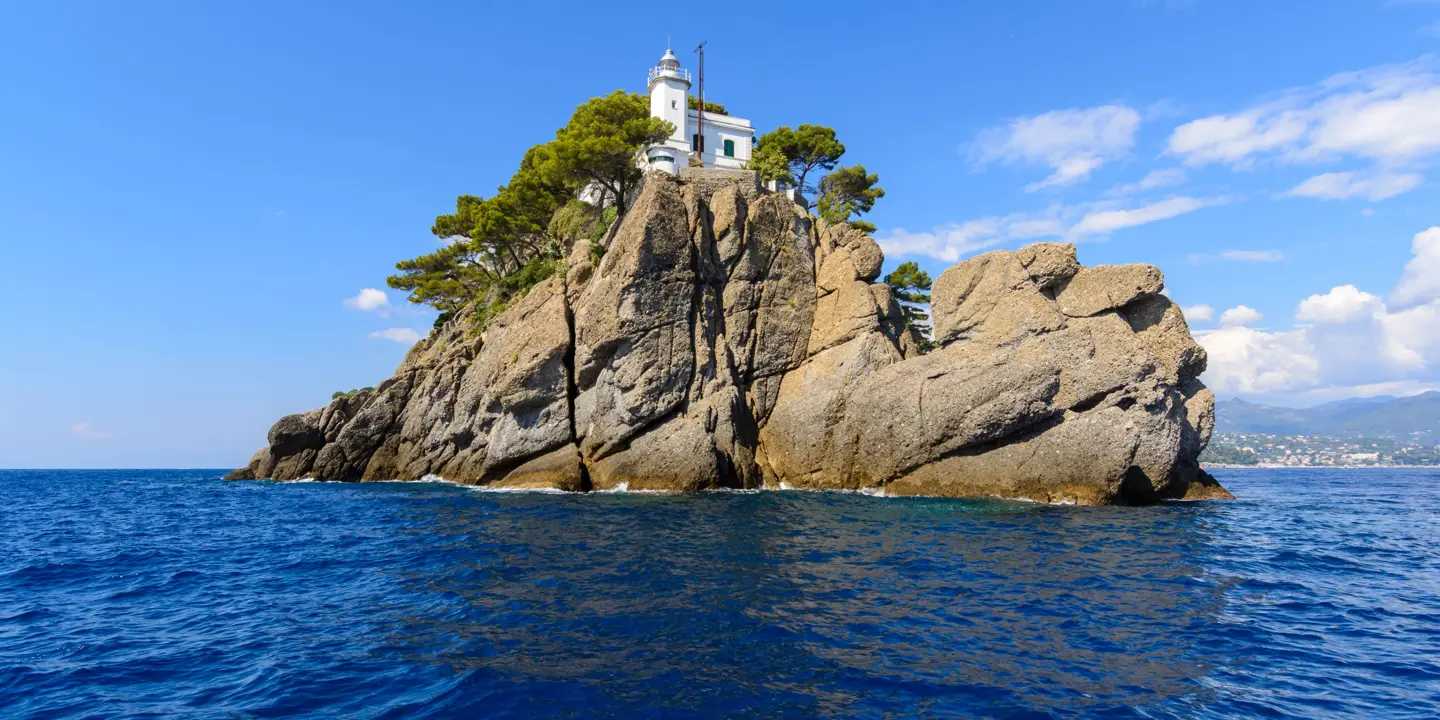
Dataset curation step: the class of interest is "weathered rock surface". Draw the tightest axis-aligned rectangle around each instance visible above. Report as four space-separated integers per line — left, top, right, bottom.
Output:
229 173 1230 505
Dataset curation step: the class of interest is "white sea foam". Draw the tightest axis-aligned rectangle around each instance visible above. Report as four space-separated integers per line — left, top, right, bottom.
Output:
762 481 889 497
269 473 1084 505
468 485 569 494
594 482 681 495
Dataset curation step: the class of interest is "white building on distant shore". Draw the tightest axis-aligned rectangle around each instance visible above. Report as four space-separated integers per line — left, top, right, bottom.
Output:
644 48 753 173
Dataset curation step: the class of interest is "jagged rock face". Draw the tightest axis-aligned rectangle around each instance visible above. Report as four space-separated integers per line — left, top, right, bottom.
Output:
228 173 1231 505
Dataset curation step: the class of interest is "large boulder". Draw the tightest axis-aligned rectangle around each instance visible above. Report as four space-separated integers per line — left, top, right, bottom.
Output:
759 239 1228 504
229 173 1228 505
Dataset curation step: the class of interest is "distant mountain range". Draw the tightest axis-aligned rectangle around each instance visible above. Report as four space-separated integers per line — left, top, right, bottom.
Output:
1215 392 1440 439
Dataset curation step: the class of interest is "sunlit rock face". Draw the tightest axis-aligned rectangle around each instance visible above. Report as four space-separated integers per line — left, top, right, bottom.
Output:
228 173 1230 505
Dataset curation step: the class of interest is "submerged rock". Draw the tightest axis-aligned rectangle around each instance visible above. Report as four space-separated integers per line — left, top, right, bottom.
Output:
228 173 1230 505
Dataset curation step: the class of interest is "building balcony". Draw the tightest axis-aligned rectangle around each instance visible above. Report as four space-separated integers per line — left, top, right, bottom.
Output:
648 66 691 85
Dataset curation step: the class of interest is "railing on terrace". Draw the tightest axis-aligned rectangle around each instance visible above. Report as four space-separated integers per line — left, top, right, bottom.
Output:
648 66 691 84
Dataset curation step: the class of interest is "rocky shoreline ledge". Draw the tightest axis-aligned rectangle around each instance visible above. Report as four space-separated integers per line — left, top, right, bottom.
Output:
229 172 1231 505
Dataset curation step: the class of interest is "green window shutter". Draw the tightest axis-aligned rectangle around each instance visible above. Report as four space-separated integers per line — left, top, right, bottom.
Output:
723 139 735 157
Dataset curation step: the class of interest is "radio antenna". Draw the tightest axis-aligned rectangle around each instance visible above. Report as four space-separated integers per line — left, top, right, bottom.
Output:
693 41 707 163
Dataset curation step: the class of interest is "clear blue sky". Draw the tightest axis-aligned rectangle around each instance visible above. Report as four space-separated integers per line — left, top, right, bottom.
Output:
4 1 1440 467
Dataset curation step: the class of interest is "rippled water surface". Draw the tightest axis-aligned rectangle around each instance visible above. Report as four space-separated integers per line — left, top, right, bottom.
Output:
3 469 1439 718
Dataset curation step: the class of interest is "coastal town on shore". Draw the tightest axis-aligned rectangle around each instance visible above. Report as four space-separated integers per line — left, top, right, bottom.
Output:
1202 432 1440 468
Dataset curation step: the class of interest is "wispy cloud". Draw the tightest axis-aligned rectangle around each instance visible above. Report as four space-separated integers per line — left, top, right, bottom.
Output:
877 209 1070 263
1190 249 1286 263
1284 171 1423 201
972 105 1141 191
879 195 1226 262
71 422 108 440
1106 168 1187 196
1166 58 1439 196
369 328 422 345
1070 196 1226 236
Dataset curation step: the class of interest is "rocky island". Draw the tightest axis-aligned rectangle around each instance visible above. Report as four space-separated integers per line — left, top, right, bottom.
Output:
229 170 1231 505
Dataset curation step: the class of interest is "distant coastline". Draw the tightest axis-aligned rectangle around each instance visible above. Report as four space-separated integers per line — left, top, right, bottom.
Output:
1203 463 1440 469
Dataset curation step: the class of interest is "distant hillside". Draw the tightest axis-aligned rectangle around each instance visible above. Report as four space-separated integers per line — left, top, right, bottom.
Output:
1215 392 1440 440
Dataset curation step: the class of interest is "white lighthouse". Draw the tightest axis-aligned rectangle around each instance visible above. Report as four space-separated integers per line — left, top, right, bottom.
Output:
643 47 753 174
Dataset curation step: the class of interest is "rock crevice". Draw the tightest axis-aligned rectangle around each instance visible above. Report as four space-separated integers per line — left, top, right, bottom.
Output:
228 172 1230 505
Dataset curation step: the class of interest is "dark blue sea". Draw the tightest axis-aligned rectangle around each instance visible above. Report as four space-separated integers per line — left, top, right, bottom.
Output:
2 469 1438 719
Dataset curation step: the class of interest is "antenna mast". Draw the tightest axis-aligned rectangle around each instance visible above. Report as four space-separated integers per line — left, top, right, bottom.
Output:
694 41 706 164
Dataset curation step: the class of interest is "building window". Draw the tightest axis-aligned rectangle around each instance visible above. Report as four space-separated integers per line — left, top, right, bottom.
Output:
691 134 702 152
672 100 677 109
649 155 673 164
723 139 735 157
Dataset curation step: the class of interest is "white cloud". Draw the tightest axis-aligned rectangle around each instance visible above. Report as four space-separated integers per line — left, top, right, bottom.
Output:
369 328 422 345
1195 326 1319 394
1196 226 1440 402
1107 168 1187 196
1222 249 1285 262
974 105 1140 190
1183 304 1215 322
1377 301 1440 368
1307 86 1440 161
1189 249 1286 264
1167 59 1440 179
71 422 108 440
880 195 1226 262
1296 285 1384 323
878 207 1074 263
1169 112 1308 167
1294 380 1440 405
344 288 391 313
1284 171 1423 201
1219 305 1264 327
1391 227 1440 307
1070 196 1224 236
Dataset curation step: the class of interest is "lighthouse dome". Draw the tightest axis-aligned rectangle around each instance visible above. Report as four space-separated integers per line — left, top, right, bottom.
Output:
658 48 680 70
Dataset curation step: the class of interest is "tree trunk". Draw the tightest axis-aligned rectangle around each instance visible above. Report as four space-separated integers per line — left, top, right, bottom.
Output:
612 179 627 218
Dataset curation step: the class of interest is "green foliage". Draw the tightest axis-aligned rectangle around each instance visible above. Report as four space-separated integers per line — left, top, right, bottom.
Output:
753 124 846 200
386 239 494 314
499 255 561 295
550 199 620 269
388 90 664 328
817 164 885 231
885 261 933 335
687 95 728 115
331 386 375 400
549 199 609 245
540 90 673 215
754 126 883 223
748 143 790 184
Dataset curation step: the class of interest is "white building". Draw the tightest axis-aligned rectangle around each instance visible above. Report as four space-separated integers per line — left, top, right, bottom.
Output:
643 48 753 173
